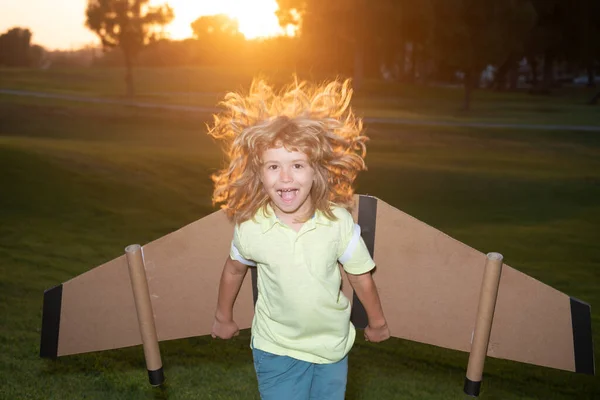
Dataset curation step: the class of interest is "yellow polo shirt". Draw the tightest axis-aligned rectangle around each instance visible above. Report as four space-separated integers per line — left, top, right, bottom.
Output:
230 204 375 364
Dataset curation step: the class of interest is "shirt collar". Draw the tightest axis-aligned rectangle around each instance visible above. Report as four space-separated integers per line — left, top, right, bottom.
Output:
256 204 278 233
255 203 332 233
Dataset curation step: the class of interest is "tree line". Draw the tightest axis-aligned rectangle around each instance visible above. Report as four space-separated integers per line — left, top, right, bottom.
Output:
275 0 599 107
1 0 598 105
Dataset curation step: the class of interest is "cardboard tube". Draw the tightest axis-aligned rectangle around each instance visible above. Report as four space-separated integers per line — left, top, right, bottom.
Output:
464 252 503 397
125 244 164 386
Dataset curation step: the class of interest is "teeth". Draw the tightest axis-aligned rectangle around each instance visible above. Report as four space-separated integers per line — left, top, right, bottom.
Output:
277 189 297 196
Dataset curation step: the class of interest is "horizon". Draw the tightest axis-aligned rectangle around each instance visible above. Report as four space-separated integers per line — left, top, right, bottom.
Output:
0 0 289 51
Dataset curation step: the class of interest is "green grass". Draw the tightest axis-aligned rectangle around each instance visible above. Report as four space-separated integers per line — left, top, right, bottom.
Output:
0 94 599 399
2 67 599 126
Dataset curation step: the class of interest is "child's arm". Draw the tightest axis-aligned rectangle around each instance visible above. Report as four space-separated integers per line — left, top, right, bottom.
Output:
347 271 390 342
211 256 249 339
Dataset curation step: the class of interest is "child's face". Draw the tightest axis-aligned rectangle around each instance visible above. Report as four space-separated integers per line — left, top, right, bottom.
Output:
260 146 315 222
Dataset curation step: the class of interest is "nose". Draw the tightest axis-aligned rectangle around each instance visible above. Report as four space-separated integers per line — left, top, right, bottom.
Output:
279 167 292 183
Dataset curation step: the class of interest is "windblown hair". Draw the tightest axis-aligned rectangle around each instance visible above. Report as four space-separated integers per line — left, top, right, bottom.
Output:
207 77 368 224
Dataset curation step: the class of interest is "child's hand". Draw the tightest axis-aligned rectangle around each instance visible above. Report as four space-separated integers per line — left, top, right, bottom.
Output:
364 321 390 343
211 317 240 339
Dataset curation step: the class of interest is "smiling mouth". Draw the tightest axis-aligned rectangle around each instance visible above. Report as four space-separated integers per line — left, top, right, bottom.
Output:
277 189 298 201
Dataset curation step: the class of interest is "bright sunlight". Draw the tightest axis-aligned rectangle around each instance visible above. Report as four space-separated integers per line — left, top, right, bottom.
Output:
160 0 293 40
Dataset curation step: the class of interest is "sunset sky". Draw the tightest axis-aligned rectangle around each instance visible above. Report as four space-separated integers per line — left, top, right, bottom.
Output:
0 0 288 50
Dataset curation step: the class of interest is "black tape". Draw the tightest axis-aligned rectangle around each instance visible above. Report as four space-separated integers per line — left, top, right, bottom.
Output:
351 195 377 329
148 367 165 386
463 377 481 397
40 284 63 358
570 297 595 375
251 267 258 306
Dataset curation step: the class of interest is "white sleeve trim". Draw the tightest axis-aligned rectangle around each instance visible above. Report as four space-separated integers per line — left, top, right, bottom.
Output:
339 224 361 265
231 242 256 266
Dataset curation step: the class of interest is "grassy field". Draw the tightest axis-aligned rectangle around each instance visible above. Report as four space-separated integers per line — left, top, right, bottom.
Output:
1 67 599 127
0 71 599 399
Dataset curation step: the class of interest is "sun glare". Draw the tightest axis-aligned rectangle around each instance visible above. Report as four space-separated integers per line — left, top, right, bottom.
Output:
158 0 293 40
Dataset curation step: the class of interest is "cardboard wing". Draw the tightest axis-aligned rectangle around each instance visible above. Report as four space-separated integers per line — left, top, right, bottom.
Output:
40 195 594 376
40 209 251 358
353 196 594 376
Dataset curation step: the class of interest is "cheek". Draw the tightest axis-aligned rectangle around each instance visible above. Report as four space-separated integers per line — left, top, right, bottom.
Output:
302 174 316 189
260 171 275 188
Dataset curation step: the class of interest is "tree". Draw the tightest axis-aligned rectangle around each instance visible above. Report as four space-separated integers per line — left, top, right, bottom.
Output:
191 14 243 40
393 1 435 82
277 0 360 88
190 15 245 66
85 0 174 97
581 0 597 88
431 0 536 110
276 1 438 86
277 0 394 89
559 0 599 89
29 44 47 68
525 0 568 92
0 27 33 67
520 0 600 95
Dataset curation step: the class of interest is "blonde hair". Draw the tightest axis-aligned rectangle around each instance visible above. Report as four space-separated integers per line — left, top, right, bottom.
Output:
207 77 368 224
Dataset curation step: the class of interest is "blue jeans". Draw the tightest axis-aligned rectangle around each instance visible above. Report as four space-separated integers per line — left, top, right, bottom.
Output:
252 347 348 400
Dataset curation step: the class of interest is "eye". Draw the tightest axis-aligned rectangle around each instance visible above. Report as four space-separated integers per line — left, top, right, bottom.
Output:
267 164 278 170
293 163 304 169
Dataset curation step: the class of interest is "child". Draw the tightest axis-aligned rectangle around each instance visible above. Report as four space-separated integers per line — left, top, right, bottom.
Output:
208 78 390 400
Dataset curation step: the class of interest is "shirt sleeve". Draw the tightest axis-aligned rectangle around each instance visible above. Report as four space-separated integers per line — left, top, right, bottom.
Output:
229 224 256 266
337 209 375 275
